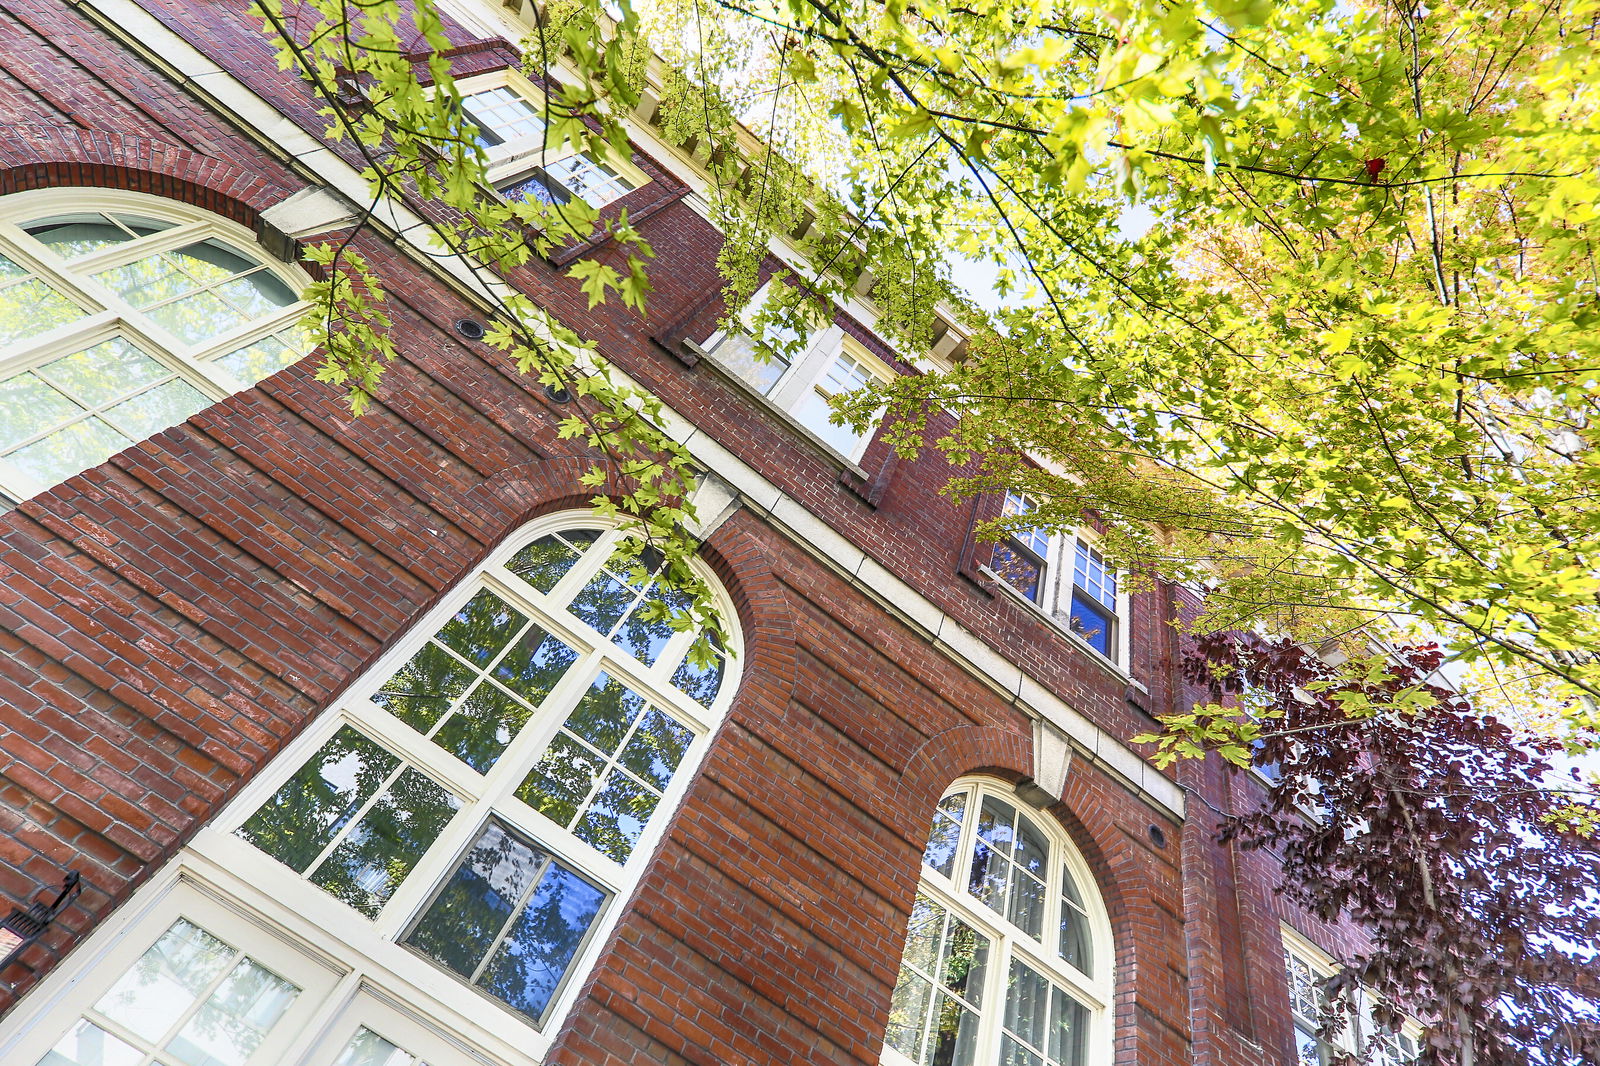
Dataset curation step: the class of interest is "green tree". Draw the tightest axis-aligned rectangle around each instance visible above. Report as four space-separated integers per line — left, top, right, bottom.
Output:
249 1 1600 1059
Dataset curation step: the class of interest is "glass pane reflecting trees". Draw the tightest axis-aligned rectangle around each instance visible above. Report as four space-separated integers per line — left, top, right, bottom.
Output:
0 195 306 503
229 520 737 1033
884 784 1106 1066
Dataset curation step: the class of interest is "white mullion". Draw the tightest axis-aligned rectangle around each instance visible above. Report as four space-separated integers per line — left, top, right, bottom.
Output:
297 756 419 884
63 219 214 275
368 795 489 941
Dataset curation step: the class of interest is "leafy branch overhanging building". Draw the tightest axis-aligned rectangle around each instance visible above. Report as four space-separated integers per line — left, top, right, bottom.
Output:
0 2 1410 1065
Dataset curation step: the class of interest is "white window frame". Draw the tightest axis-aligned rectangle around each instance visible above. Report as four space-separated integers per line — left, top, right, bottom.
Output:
456 70 648 208
986 495 1131 667
882 777 1116 1066
702 281 893 463
0 511 742 1066
1282 926 1421 1066
0 188 309 504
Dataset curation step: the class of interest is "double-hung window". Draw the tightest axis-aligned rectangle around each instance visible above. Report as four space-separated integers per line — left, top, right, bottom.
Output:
0 515 740 1066
458 73 644 208
703 282 892 462
988 492 1127 664
882 780 1113 1066
0 190 307 506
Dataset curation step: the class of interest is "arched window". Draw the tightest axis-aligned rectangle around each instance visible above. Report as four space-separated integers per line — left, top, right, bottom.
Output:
883 780 1113 1066
2 515 740 1066
0 190 308 505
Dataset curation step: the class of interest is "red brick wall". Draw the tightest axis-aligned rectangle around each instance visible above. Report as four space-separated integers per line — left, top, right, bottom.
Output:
0 3 1371 1064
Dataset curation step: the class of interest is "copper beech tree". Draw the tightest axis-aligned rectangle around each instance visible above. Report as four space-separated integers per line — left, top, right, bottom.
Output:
1163 635 1600 1066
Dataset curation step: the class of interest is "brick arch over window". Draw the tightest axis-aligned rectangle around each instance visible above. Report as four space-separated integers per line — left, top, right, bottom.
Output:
0 128 296 228
883 749 1169 1066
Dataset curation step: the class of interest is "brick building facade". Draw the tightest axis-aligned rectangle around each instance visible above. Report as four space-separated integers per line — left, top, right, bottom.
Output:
0 1 1387 1064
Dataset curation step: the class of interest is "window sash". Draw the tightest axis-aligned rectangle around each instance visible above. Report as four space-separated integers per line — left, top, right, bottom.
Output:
190 519 737 1049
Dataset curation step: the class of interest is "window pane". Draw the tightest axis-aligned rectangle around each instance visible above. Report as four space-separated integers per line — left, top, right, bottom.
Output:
567 569 637 637
0 274 86 345
406 821 609 1026
709 331 790 395
214 333 302 383
216 271 296 317
307 767 461 917
408 821 541 977
791 350 877 455
1005 959 1050 1050
146 290 245 344
331 1028 419 1066
1048 987 1090 1066
94 920 234 1041
516 673 693 861
36 1019 143 1066
506 529 598 593
923 793 966 878
462 86 547 146
1072 541 1116 608
884 969 934 1063
0 372 79 450
65 920 301 1066
102 377 209 439
476 861 607 1023
886 895 988 1066
611 582 690 665
24 215 139 259
167 957 298 1066
236 726 400 873
1058 905 1092 975
670 637 726 708
992 542 1043 602
371 642 476 732
498 169 569 207
437 589 527 666
544 155 635 206
7 417 133 488
1067 593 1113 658
1002 492 1050 559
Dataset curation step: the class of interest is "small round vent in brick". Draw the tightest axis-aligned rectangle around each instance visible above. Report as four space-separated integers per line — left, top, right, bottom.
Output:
454 318 487 340
544 383 574 404
1148 824 1168 848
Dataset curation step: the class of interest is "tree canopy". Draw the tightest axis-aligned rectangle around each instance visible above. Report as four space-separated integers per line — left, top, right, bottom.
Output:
248 0 1600 1059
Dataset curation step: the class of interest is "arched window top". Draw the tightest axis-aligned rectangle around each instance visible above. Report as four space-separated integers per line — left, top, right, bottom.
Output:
215 512 739 1036
0 189 308 505
885 779 1113 1066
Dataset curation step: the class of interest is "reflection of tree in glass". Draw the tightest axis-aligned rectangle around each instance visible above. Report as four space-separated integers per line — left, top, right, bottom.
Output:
373 593 577 773
436 589 525 666
309 767 459 917
506 529 597 594
516 675 693 861
84 920 299 1066
236 727 398 872
237 728 459 918
566 567 636 637
0 272 85 345
669 637 725 708
611 582 691 666
406 821 607 1026
492 623 578 707
371 641 474 732
885 896 989 1066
